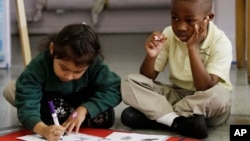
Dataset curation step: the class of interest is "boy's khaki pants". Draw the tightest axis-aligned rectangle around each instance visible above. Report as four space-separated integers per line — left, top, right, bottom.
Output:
121 74 231 127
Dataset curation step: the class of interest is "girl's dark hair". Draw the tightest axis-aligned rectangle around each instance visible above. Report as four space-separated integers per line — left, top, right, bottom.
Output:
39 23 102 67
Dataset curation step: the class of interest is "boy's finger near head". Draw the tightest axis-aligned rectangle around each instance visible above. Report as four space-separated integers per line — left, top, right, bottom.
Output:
201 19 209 34
206 16 210 20
194 24 199 33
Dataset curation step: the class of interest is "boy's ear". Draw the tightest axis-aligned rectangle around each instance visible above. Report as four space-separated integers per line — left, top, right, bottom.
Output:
49 42 54 55
207 13 214 21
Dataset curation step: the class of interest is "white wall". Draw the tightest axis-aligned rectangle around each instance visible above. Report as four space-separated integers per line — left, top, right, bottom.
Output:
214 0 236 62
9 0 236 61
9 0 170 34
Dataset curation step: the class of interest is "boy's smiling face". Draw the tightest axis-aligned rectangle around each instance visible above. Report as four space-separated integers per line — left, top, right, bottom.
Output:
171 0 213 42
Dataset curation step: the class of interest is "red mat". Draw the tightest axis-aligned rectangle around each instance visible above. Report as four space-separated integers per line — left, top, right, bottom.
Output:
0 128 200 141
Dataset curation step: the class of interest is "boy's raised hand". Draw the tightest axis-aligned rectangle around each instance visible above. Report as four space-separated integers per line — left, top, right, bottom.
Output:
187 16 209 48
145 32 167 58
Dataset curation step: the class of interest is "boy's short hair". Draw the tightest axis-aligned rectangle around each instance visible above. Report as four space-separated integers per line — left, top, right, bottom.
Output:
172 0 213 13
203 0 213 13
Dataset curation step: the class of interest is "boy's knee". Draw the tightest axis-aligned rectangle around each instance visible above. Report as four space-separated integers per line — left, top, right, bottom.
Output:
205 92 231 124
210 91 230 110
207 110 230 127
126 74 147 81
121 78 132 103
205 85 231 112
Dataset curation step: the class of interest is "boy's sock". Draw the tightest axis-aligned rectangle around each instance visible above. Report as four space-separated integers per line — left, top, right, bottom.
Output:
156 112 179 127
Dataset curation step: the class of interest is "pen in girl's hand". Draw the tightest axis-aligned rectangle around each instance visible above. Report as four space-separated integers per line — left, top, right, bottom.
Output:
48 100 64 140
48 100 60 126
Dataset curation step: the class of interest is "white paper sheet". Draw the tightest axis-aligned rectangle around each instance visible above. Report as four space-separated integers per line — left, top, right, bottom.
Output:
17 131 169 141
17 133 103 141
103 132 169 141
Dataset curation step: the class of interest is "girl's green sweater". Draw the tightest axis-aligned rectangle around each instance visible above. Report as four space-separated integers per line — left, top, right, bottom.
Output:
15 49 121 130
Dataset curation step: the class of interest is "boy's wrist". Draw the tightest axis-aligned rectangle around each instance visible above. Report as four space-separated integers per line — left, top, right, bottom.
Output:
145 54 157 60
187 44 199 52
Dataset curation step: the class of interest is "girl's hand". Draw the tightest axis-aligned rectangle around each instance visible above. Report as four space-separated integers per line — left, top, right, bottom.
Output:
43 125 65 141
62 106 88 134
187 16 209 48
145 32 167 58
